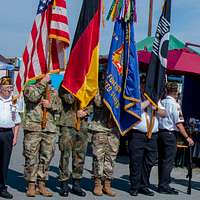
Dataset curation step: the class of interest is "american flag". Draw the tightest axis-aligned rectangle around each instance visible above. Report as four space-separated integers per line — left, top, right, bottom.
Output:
16 0 70 92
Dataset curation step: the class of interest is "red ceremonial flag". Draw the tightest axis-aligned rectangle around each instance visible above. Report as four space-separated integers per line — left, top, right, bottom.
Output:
62 0 101 108
16 0 70 93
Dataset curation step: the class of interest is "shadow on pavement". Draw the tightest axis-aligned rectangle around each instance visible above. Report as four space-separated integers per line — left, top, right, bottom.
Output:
112 177 130 192
47 174 60 193
120 174 129 181
7 169 26 192
48 166 93 193
48 166 131 194
171 177 200 192
7 166 61 194
116 155 129 165
6 167 147 195
49 165 59 175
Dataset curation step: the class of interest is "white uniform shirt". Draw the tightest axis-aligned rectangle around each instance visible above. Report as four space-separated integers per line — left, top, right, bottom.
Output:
159 95 184 131
0 96 21 128
133 101 164 133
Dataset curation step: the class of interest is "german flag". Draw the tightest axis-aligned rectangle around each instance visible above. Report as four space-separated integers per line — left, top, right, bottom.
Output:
62 0 101 108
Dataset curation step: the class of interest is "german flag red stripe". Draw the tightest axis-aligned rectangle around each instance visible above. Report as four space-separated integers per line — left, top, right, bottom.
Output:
62 0 101 108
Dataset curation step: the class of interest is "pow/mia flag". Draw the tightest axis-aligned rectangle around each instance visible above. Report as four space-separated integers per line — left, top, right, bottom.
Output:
144 0 171 104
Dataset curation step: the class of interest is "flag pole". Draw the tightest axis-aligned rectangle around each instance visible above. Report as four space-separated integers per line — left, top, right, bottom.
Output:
148 0 153 36
41 38 52 129
146 109 156 139
146 0 155 138
42 3 56 133
75 101 81 131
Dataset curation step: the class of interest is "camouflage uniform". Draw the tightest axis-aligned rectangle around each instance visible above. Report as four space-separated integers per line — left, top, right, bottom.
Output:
23 80 62 182
90 92 120 180
58 87 92 181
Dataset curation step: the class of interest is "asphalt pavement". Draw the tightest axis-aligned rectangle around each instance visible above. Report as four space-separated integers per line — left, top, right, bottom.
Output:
2 130 200 200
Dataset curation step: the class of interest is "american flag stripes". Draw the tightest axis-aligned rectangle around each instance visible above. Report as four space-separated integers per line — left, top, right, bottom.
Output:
16 0 70 92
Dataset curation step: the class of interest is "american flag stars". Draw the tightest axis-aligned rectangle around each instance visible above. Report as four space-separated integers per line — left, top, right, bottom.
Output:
37 0 51 14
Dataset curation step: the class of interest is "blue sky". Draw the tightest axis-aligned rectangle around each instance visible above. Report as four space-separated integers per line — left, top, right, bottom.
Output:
0 0 199 58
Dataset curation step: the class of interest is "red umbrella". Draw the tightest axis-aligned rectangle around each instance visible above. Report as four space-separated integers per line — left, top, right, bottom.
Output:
138 47 200 75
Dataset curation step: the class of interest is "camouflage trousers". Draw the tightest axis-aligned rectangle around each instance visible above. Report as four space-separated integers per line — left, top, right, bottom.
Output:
23 130 57 182
58 127 88 181
92 131 120 180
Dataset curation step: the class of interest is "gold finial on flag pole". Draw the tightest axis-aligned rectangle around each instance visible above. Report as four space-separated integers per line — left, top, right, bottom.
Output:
53 0 56 9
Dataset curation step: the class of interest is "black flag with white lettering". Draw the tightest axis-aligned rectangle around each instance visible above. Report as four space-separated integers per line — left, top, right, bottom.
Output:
144 0 171 105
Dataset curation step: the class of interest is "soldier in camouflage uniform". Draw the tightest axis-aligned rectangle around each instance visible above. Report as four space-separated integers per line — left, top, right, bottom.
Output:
89 69 120 197
23 74 62 197
58 85 92 197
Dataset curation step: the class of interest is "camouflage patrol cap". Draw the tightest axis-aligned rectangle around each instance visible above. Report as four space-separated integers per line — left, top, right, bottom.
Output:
166 82 178 92
0 76 12 85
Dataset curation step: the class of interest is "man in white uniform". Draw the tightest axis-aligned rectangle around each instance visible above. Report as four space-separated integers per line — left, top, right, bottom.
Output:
158 82 194 195
0 76 21 199
128 75 166 196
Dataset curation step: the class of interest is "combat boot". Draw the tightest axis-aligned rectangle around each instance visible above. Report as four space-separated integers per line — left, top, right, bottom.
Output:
38 181 53 197
93 178 103 196
26 182 36 197
59 180 70 197
71 179 86 197
102 179 116 196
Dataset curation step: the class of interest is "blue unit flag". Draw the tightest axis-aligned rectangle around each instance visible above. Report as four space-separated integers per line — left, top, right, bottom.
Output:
103 20 141 135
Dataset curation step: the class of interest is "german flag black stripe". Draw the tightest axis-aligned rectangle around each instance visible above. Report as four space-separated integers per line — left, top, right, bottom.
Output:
71 0 99 49
62 0 101 108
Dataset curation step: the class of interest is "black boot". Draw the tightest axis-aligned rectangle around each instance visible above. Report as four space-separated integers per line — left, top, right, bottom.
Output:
71 179 86 197
59 181 70 197
0 188 13 199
